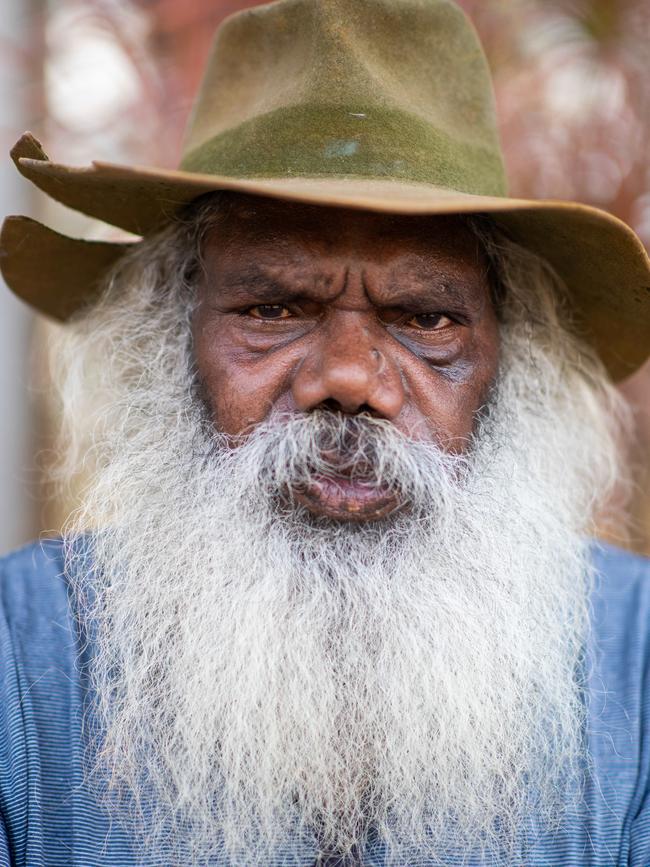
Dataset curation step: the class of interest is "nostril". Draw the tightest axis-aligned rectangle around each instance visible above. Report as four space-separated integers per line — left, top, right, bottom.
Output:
319 398 345 414
317 398 379 417
356 402 379 417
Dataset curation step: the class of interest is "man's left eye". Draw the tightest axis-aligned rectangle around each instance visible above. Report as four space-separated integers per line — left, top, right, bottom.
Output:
407 313 452 330
247 304 292 320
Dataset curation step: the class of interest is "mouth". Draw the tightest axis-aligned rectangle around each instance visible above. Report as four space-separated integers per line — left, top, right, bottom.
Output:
290 472 403 522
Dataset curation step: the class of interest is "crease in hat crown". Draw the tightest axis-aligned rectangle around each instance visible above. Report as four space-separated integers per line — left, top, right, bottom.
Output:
179 0 508 196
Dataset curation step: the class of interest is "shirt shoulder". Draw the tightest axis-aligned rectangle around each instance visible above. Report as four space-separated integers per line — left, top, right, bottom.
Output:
588 539 650 720
589 540 650 652
0 536 82 732
0 537 70 630
591 538 650 586
582 542 650 860
0 538 79 866
0 536 77 691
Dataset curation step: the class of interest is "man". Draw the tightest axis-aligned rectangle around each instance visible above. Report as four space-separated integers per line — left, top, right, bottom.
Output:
1 0 650 864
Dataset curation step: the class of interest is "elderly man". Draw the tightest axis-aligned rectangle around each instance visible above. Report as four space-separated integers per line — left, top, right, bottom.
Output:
1 0 650 865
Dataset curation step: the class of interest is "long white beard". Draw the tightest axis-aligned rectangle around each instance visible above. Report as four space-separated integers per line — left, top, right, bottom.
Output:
54 223 627 866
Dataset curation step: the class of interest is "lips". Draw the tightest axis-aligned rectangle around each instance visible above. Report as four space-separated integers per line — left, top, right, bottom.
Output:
291 471 402 522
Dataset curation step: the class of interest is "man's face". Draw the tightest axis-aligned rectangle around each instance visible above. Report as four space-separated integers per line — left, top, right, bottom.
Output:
193 196 501 521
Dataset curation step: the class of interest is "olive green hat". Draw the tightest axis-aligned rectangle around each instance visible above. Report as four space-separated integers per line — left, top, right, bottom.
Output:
2 0 649 379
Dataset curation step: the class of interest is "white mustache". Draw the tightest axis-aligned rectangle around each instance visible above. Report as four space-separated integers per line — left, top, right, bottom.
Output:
230 410 466 507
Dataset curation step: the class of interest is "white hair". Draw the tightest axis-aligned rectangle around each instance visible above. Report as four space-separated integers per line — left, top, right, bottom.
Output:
50 199 629 865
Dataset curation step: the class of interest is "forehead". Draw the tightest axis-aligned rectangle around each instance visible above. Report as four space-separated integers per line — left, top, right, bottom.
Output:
200 193 488 279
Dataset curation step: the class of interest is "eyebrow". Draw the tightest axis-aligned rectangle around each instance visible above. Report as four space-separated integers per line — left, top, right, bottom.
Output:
375 278 485 311
207 266 310 302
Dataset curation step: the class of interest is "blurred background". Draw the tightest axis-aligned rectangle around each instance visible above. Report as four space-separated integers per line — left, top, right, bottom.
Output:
0 0 648 555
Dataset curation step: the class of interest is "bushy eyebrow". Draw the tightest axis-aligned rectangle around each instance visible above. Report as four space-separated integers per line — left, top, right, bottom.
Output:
372 278 486 312
206 266 311 302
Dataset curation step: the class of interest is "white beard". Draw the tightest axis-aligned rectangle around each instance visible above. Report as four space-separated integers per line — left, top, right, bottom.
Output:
53 222 627 866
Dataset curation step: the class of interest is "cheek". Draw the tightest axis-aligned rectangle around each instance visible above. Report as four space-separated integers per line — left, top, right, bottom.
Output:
404 326 501 451
192 313 297 435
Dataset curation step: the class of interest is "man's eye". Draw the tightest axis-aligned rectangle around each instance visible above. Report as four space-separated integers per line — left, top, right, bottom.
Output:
247 304 292 320
407 312 452 330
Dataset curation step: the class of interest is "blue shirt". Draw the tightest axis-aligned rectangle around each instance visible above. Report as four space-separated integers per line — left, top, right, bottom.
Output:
1 538 650 866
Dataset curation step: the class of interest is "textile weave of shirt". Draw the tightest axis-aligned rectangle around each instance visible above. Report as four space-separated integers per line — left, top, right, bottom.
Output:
2 538 650 866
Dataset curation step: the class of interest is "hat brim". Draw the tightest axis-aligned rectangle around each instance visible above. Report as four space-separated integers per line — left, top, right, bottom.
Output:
2 134 650 381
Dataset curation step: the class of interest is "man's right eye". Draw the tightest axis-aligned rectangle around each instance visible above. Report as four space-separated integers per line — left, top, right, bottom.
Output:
246 304 292 320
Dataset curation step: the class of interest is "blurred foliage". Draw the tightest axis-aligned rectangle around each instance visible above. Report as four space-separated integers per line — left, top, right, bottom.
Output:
458 0 650 244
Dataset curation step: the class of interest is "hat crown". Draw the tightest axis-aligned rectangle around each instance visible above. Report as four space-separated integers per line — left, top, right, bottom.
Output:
180 0 507 197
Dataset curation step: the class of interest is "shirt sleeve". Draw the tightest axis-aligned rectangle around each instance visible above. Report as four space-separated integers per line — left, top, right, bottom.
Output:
628 555 650 864
0 810 12 866
629 687 650 864
0 565 25 866
0 551 44 867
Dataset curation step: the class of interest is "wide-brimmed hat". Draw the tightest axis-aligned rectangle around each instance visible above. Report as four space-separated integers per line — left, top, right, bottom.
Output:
2 0 649 380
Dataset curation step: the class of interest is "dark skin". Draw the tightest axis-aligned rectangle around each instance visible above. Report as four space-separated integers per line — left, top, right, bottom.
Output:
193 194 500 521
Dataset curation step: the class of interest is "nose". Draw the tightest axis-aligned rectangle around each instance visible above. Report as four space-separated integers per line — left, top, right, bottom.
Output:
291 312 405 418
